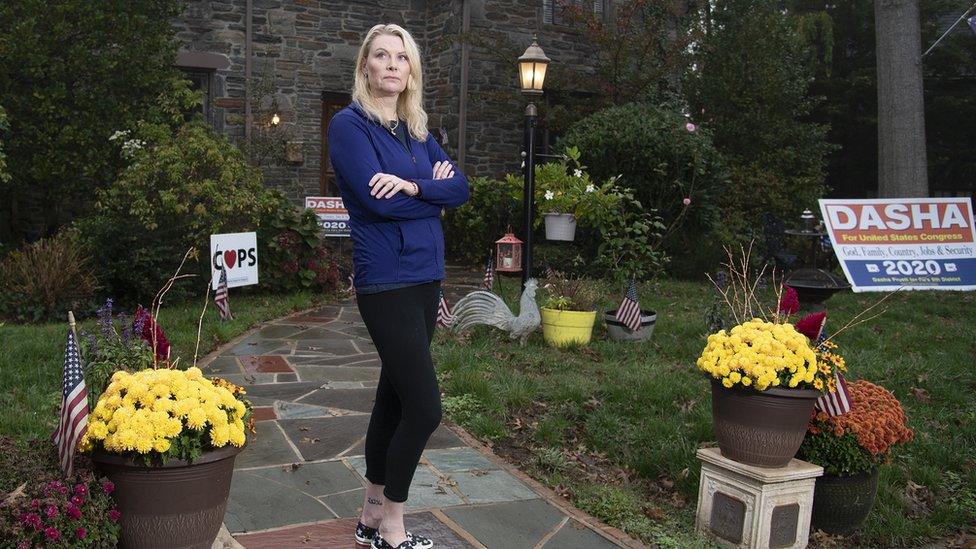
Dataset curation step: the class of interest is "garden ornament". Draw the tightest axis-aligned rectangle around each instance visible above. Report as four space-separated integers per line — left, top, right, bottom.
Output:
451 278 540 346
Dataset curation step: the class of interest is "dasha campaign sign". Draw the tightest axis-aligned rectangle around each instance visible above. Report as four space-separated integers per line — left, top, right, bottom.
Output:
305 196 350 237
210 232 259 290
819 198 976 292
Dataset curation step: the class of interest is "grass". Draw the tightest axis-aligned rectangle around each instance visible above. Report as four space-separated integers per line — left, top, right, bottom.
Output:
431 278 976 547
0 290 329 440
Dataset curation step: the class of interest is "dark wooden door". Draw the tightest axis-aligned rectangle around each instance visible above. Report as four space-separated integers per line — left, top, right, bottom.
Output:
321 91 351 195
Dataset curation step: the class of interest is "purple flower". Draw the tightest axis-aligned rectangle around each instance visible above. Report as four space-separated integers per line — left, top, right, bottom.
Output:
44 504 59 519
70 494 84 506
29 498 40 510
44 526 61 541
120 312 131 346
102 481 115 495
715 271 728 290
73 483 88 497
19 512 42 530
66 504 82 520
98 298 114 338
76 527 87 540
685 122 697 132
108 509 121 522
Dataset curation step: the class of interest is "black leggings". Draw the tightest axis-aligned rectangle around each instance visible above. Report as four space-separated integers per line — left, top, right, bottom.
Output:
356 281 442 502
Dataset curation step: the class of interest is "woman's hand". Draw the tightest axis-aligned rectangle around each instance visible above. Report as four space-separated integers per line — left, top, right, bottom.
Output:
369 173 419 198
432 161 455 180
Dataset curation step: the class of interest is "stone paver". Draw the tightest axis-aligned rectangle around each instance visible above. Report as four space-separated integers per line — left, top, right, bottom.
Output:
202 278 633 547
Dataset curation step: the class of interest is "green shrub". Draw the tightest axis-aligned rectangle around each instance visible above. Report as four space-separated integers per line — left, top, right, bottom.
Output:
442 176 522 264
0 229 99 322
77 115 281 304
561 103 727 275
258 202 346 294
0 0 184 241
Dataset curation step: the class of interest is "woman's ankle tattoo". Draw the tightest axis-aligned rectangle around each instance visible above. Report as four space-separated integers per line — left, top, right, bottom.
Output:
367 497 383 505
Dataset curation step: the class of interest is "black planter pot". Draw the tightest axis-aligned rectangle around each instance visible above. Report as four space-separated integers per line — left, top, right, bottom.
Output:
811 467 880 536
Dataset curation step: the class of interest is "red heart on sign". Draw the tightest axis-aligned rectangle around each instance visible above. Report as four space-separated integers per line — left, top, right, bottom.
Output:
224 250 236 269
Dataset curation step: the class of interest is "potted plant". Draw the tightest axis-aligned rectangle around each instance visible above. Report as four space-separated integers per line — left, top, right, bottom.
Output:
80 367 251 549
539 270 599 347
527 146 621 241
798 378 913 535
696 246 845 468
592 190 672 341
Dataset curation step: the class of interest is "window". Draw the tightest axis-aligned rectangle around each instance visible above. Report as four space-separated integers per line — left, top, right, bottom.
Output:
543 0 606 26
179 68 214 127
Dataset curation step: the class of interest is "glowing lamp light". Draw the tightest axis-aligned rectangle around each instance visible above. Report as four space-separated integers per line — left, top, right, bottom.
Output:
517 37 549 95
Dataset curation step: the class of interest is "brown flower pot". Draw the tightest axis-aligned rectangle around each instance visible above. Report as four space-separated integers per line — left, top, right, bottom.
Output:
710 379 820 468
811 467 880 536
92 444 244 549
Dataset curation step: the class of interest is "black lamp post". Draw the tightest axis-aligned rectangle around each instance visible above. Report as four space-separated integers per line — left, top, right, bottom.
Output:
517 36 550 287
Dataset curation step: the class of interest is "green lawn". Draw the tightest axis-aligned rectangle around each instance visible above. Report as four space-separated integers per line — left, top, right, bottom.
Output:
432 279 976 548
0 291 328 440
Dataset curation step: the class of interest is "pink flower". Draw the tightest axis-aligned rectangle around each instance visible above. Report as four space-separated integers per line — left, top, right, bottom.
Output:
19 512 42 530
102 481 115 495
44 504 59 519
29 499 40 511
67 504 82 520
71 494 84 506
682 197 691 206
74 484 88 497
75 527 88 540
778 286 800 315
44 526 61 541
685 122 697 132
17 541 30 549
108 509 121 522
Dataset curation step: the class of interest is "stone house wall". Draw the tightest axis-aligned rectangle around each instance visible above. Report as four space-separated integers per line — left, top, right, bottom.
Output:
173 0 603 202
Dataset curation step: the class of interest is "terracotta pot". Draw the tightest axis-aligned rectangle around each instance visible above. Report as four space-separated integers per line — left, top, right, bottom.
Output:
92 444 243 549
710 379 820 468
811 467 880 536
604 309 656 341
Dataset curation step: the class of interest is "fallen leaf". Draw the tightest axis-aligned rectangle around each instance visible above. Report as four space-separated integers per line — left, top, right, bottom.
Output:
2 482 26 507
910 387 931 403
644 506 666 521
301 437 321 444
902 480 934 517
584 396 602 410
469 469 490 477
299 426 310 432
677 467 689 481
301 532 311 543
676 399 697 413
282 463 302 472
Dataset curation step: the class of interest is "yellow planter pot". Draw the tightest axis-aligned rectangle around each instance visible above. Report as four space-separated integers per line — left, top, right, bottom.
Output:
540 307 596 347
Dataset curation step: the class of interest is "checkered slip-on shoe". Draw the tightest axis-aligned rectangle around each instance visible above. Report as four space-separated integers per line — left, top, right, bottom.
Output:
371 532 434 549
355 521 378 546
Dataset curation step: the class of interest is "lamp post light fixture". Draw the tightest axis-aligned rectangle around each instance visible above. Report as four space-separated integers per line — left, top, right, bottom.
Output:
270 112 281 126
517 36 550 287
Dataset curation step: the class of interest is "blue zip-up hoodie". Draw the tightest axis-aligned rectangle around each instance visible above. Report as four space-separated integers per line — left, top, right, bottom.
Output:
327 103 470 289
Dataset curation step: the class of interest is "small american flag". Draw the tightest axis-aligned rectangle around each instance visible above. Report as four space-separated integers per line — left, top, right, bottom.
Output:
436 289 454 328
51 330 89 478
615 279 643 332
482 256 494 291
214 267 233 320
816 372 852 416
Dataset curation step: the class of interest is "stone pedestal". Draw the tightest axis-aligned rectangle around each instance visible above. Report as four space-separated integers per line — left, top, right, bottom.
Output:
695 447 823 548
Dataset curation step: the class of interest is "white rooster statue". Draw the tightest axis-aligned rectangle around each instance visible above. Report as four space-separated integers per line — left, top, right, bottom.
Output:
451 278 541 346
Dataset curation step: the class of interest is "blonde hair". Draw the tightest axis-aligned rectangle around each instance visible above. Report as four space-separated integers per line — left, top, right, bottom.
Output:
352 24 428 142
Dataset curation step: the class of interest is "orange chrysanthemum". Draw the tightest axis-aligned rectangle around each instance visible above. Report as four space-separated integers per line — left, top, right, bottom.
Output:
808 380 914 457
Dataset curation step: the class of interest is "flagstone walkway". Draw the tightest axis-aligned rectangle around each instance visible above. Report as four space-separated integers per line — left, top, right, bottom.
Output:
200 266 640 549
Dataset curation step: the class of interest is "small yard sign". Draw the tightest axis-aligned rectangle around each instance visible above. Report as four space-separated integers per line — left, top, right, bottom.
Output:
305 196 350 237
819 197 976 291
210 232 259 289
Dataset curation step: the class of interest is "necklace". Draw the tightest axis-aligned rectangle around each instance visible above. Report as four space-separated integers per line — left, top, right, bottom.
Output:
387 119 399 135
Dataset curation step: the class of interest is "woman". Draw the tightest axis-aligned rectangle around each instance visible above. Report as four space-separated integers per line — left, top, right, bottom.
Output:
327 24 469 549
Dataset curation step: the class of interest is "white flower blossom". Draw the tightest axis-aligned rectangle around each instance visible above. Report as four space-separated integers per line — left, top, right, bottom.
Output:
573 169 583 178
585 184 595 193
109 130 130 142
544 190 555 200
121 138 145 158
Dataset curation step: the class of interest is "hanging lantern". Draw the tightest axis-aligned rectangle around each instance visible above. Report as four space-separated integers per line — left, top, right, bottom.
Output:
495 228 523 273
